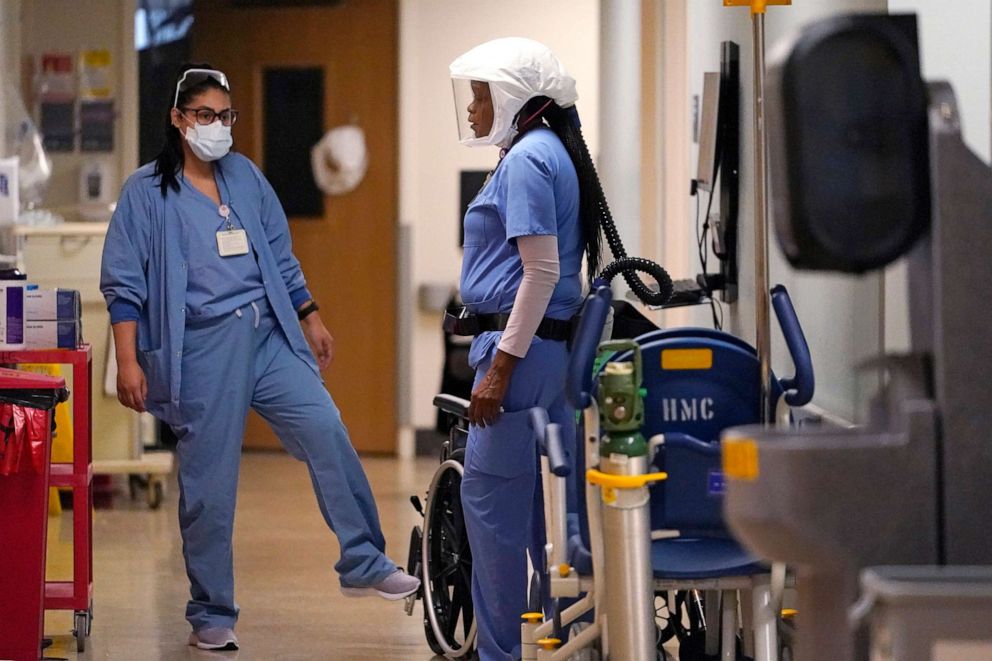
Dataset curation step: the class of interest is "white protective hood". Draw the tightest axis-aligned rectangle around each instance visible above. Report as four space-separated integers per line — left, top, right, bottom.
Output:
310 125 369 196
449 37 578 148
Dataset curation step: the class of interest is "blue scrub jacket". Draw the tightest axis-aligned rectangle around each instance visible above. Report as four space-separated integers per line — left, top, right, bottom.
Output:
100 153 319 426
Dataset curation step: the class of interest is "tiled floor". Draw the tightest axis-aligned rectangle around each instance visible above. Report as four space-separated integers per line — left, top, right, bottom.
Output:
42 453 443 661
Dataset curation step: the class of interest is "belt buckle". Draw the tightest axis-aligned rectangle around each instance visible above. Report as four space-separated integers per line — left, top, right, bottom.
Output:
443 305 478 336
443 306 463 334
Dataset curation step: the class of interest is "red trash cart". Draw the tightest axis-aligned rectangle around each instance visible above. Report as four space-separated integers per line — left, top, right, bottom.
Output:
0 367 68 661
0 346 93 653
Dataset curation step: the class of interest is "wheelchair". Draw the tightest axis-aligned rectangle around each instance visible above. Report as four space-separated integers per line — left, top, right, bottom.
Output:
406 394 477 659
524 283 813 660
408 284 812 660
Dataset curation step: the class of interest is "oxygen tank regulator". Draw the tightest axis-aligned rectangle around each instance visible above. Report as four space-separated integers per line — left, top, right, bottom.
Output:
596 340 648 459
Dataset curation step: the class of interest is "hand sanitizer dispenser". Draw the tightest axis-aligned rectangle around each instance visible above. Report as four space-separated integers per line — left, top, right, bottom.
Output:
79 158 114 221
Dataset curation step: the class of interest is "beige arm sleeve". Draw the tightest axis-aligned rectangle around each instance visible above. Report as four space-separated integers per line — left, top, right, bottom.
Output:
498 234 561 358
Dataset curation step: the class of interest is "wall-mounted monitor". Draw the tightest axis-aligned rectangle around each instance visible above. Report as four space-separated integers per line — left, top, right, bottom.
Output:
718 41 740 303
696 72 721 192
693 41 739 304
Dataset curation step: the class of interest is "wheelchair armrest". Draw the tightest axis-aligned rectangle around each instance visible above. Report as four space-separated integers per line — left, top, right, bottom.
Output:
531 406 572 580
771 284 815 407
567 284 613 410
433 394 470 420
529 408 570 476
530 407 550 438
661 432 721 457
568 533 594 576
544 424 570 477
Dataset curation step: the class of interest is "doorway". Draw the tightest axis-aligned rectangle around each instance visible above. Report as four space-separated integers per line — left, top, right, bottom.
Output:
194 0 399 453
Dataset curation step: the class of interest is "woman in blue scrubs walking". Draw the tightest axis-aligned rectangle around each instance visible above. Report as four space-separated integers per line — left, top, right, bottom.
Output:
100 65 418 652
448 39 672 660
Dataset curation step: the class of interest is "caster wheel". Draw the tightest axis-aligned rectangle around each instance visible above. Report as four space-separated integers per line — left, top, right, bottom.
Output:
73 611 90 652
405 525 424 616
147 477 164 509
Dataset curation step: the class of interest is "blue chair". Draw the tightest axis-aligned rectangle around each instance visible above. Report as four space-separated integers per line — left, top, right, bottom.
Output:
638 334 784 661
532 283 813 660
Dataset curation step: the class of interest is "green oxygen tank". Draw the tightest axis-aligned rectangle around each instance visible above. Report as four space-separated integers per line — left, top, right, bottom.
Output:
596 340 647 459
589 339 661 661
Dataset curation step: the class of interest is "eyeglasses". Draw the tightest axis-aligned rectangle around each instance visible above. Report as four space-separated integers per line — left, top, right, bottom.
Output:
180 107 239 127
173 68 231 108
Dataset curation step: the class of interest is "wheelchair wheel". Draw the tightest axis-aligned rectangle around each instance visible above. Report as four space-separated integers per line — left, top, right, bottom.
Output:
422 459 476 658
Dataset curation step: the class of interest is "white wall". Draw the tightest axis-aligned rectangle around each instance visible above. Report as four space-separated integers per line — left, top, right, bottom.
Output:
883 0 991 354
680 0 889 423
16 0 140 461
600 0 642 256
0 1 20 157
20 0 138 214
399 0 600 432
890 0 991 164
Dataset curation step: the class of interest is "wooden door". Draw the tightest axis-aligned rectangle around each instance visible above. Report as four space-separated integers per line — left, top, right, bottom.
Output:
193 0 398 454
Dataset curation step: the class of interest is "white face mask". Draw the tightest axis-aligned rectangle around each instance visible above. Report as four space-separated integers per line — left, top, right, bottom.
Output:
184 119 232 162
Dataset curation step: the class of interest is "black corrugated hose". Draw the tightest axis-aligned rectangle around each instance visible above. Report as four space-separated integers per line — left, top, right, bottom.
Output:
524 100 675 307
589 166 673 306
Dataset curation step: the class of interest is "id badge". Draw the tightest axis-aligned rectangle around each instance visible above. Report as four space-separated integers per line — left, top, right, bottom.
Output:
217 229 250 256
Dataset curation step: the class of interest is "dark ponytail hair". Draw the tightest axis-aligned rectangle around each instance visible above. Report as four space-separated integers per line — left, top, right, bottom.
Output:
153 62 229 197
514 96 673 306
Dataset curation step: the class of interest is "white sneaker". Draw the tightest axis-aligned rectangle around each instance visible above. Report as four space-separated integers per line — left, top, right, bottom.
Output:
340 569 421 601
188 627 239 651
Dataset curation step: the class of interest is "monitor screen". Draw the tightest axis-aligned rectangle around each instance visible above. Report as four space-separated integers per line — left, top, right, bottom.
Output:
696 72 721 191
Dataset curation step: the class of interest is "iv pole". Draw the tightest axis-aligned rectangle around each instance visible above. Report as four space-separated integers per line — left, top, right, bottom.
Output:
724 0 791 424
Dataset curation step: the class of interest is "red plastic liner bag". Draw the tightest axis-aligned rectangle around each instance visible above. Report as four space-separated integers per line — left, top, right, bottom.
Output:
0 403 49 476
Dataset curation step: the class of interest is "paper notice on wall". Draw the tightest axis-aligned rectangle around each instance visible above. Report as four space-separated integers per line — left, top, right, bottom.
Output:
80 49 113 100
80 100 114 152
79 50 114 151
38 53 76 152
0 158 19 224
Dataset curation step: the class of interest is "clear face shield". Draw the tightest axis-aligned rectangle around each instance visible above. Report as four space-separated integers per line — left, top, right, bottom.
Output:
451 78 526 147
452 78 491 143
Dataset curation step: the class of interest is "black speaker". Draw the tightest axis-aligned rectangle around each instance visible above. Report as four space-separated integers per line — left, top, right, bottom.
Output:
767 14 931 273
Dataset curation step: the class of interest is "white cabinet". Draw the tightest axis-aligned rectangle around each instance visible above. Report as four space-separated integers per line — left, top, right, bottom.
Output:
18 223 138 462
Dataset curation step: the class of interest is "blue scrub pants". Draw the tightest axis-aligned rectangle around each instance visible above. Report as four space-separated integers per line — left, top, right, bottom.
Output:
461 336 575 661
173 296 396 631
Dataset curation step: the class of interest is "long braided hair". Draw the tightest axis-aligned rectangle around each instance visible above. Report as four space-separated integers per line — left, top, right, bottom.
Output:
513 96 673 306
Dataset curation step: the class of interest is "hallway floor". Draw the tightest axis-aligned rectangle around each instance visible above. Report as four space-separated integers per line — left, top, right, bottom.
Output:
43 453 442 661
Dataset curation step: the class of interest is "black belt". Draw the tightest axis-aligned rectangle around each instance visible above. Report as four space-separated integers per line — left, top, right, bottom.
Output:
443 308 576 342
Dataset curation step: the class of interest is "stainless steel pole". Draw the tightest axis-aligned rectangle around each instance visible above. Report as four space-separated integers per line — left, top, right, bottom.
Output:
752 11 773 424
